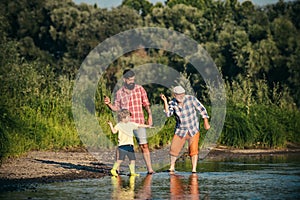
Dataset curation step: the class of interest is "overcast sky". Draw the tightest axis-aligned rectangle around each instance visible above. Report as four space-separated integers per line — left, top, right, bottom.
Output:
73 0 296 8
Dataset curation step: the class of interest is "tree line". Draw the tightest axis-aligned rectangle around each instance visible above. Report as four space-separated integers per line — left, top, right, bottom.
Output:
0 0 299 160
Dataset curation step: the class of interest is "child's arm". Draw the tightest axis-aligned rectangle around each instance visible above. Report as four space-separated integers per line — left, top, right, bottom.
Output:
138 124 152 128
107 121 118 134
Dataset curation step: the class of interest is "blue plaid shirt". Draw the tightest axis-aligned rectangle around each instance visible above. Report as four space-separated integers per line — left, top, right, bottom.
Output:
165 95 209 137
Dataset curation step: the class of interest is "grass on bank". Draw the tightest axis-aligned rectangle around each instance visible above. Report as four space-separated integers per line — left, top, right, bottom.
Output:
1 99 300 162
1 61 300 161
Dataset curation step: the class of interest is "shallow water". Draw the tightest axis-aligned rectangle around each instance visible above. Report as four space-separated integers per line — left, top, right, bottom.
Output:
1 154 299 199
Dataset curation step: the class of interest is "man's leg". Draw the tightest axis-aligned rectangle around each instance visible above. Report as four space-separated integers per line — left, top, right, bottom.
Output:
169 134 186 172
191 154 198 173
139 143 154 173
169 155 177 171
134 128 154 174
188 132 200 173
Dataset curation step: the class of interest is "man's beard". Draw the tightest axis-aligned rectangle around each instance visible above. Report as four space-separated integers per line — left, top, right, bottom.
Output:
176 98 184 103
124 82 135 90
176 96 185 103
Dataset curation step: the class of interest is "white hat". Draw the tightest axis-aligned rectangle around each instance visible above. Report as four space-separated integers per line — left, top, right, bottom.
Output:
173 86 185 94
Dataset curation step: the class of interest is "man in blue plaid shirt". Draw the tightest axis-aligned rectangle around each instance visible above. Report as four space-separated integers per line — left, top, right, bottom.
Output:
160 86 210 173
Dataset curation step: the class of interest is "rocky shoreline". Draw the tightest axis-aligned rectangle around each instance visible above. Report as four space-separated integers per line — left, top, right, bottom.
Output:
1 146 299 192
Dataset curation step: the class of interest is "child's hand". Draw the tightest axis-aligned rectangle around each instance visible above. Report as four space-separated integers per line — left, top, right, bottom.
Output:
107 121 113 126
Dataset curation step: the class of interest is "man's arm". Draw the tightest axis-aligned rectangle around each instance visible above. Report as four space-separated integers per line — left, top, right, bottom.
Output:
192 96 211 130
139 86 153 125
144 105 153 126
104 96 118 112
193 96 209 119
160 94 169 113
203 117 210 130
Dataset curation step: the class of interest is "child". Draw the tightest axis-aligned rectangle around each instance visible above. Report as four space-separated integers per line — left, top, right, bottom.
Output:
108 109 152 176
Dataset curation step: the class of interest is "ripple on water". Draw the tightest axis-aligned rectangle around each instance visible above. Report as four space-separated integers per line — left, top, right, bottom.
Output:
0 155 299 200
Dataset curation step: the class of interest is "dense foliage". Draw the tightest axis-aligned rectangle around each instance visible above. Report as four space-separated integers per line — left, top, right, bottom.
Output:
0 0 299 160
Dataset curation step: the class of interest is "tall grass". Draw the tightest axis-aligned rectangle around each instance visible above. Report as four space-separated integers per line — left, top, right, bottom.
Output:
220 77 300 148
0 60 81 160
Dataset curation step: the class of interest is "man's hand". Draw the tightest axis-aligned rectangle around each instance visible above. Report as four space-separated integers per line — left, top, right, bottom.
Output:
147 115 153 126
160 94 167 102
203 118 211 130
160 93 170 114
144 105 153 126
104 96 111 105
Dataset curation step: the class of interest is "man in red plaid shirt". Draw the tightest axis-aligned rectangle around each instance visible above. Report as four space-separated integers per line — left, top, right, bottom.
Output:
104 69 154 174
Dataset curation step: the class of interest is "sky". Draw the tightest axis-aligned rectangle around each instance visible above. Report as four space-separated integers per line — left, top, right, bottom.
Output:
73 0 296 8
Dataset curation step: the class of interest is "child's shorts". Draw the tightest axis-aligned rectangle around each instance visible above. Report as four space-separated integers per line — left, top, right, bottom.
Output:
118 144 136 161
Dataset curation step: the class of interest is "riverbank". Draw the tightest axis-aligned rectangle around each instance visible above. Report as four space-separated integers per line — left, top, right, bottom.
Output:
1 146 300 192
0 149 111 192
206 144 300 159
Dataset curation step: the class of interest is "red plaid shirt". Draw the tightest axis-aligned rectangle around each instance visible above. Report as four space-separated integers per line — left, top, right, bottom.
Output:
114 85 150 124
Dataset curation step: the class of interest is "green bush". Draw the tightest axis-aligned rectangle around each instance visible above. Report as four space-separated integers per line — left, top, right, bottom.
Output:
220 103 299 149
220 105 257 148
249 105 286 148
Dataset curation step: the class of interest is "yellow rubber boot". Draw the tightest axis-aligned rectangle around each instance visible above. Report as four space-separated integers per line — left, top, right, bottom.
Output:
111 162 119 176
129 164 139 176
129 175 136 189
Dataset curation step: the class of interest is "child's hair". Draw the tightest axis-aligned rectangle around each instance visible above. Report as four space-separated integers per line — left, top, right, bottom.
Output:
117 109 131 121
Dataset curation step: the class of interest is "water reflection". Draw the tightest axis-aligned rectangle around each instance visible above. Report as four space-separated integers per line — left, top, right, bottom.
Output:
170 173 200 200
111 176 136 200
111 174 152 200
189 174 200 200
136 174 152 199
110 172 204 199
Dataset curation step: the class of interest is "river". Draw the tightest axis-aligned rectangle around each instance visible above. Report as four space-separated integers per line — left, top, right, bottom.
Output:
1 154 299 199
